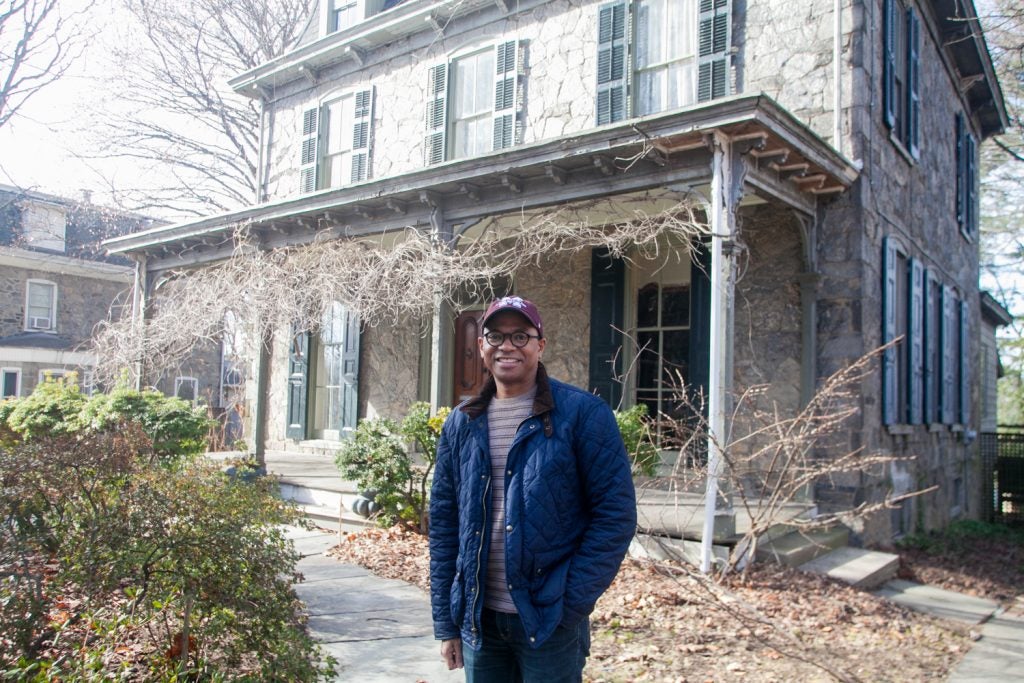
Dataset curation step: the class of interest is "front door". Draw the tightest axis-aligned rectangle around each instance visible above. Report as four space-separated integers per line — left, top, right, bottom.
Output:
453 309 486 404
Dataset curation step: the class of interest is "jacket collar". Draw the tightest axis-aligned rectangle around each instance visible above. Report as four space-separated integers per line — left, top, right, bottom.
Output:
461 362 555 436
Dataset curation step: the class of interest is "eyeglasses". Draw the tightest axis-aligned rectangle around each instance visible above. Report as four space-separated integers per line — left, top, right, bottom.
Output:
482 331 541 348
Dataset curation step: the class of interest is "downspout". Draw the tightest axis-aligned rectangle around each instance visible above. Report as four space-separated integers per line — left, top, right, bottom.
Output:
256 95 267 203
833 0 843 156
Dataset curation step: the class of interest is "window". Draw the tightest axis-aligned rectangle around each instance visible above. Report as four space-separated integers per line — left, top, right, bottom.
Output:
299 88 374 193
596 0 729 125
882 237 966 426
220 311 246 409
38 369 66 382
329 1 358 31
424 40 522 165
25 280 57 331
633 251 691 439
175 376 199 404
1 369 20 398
883 0 920 158
310 302 360 440
20 202 67 252
956 113 978 239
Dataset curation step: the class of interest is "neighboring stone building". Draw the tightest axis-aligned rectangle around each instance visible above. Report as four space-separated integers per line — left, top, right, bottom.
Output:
979 292 1012 432
0 185 150 396
106 0 1006 543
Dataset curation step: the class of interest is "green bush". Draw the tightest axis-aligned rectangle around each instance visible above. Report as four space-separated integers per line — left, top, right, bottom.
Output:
0 427 335 681
4 373 87 439
335 402 449 534
615 404 660 477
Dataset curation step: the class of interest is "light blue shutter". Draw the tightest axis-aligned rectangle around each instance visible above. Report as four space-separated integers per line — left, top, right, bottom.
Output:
286 327 310 440
299 107 319 193
882 0 897 130
966 132 978 236
956 113 967 233
596 2 628 125
698 0 731 102
351 87 374 182
908 258 923 424
959 299 969 425
882 236 899 425
906 7 920 158
493 40 521 150
941 285 955 424
341 309 360 438
923 270 938 423
424 63 448 165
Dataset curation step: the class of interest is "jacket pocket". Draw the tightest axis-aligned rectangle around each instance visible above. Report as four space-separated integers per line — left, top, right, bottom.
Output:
530 560 570 606
449 570 465 627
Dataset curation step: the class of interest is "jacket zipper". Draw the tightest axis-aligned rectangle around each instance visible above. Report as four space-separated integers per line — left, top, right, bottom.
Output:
470 474 490 637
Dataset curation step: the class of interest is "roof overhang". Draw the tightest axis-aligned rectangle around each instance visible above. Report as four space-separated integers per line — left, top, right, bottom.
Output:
980 291 1013 327
105 94 860 271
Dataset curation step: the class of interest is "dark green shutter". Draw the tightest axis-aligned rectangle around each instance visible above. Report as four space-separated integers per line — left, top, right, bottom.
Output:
299 107 319 193
959 299 969 425
689 241 712 412
588 248 625 407
286 327 310 440
941 285 955 424
424 63 448 165
351 87 374 182
923 270 938 423
906 7 920 158
493 40 520 150
698 0 730 102
966 132 978 237
908 258 923 424
956 113 966 233
882 236 899 425
596 1 628 125
882 0 897 130
341 309 361 437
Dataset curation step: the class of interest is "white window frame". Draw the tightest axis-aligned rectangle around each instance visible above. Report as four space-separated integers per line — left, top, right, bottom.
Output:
38 369 67 383
24 279 58 332
449 46 496 161
174 376 199 405
1 368 21 398
633 0 700 116
20 200 67 252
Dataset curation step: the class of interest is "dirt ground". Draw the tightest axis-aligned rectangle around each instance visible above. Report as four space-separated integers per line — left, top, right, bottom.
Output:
327 525 1024 683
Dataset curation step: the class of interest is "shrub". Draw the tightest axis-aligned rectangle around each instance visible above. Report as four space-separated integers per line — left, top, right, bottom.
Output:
335 402 450 534
4 373 87 439
615 404 660 477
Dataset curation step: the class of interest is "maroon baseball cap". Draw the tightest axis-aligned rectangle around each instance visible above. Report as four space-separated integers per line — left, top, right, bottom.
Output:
481 296 544 338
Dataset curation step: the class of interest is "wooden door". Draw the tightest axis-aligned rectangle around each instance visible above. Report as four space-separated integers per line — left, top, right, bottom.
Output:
453 310 486 404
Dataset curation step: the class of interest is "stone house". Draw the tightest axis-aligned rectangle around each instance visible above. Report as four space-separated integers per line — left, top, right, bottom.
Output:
0 185 150 397
105 0 1006 543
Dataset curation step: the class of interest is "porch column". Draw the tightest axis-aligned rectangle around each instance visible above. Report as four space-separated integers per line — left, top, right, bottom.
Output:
130 255 149 391
428 212 454 413
251 325 273 467
700 133 738 572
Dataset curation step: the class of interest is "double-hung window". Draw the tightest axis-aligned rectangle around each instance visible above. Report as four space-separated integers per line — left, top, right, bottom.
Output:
1 369 20 398
424 40 523 165
299 88 374 193
883 0 921 158
597 0 730 125
25 280 57 332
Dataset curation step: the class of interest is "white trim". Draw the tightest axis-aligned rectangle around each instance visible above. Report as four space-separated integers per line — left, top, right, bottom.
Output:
0 246 133 282
24 279 57 332
174 376 199 404
1 367 21 398
38 368 67 382
0 347 97 365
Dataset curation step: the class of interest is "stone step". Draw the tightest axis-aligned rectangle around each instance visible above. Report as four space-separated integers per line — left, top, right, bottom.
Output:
753 525 849 568
630 532 732 568
799 546 900 589
873 579 1001 625
297 501 376 534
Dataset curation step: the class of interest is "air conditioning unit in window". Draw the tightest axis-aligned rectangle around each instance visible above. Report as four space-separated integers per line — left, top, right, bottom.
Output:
29 316 52 330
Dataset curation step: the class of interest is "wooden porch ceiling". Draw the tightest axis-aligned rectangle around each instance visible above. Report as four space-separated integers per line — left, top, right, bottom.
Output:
105 95 860 273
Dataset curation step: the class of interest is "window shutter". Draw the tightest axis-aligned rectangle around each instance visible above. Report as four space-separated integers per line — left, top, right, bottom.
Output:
908 258 923 424
959 298 969 425
923 269 938 423
941 285 955 424
351 87 374 182
882 0 897 130
588 248 625 407
698 0 731 103
596 1 628 125
906 7 920 158
966 132 978 237
341 309 361 438
882 236 899 425
493 40 522 150
424 63 448 165
286 327 310 440
956 113 966 233
299 107 319 193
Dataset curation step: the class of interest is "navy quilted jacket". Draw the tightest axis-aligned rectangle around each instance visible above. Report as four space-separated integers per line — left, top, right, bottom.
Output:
428 364 637 651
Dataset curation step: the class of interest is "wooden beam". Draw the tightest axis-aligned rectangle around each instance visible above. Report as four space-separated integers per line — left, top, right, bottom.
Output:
500 174 522 193
545 163 567 185
592 155 615 176
458 182 480 201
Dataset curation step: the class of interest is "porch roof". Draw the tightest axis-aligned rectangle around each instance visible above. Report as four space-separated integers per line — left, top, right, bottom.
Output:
105 94 859 272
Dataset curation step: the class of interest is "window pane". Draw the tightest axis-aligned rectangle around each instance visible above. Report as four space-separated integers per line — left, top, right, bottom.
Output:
662 329 690 382
636 282 659 328
662 284 690 327
637 330 659 389
2 372 17 397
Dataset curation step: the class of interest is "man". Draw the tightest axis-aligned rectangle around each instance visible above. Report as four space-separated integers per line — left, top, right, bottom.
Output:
429 295 637 682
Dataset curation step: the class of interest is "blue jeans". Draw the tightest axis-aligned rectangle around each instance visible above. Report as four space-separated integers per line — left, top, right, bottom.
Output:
463 608 590 683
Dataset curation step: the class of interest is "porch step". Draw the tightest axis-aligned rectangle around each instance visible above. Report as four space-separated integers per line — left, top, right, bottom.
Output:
799 546 900 589
296 501 376 534
754 525 849 568
277 481 378 534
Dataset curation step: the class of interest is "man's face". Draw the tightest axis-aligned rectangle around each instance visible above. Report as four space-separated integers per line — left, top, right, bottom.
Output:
478 310 546 398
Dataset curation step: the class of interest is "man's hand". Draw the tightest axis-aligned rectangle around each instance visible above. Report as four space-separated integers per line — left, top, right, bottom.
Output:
441 638 464 670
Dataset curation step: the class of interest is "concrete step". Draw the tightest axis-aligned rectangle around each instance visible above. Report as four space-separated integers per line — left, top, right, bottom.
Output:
630 532 732 568
799 546 900 589
754 525 849 568
297 501 376 534
873 579 1000 625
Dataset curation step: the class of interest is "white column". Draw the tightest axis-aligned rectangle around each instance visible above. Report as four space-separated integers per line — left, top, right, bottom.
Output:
131 254 148 391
